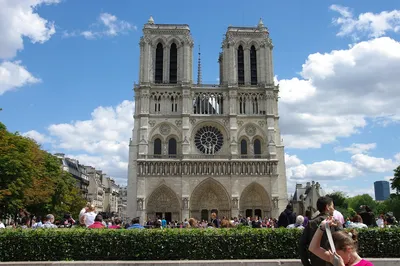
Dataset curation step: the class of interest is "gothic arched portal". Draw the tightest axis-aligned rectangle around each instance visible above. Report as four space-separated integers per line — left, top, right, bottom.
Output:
190 178 231 221
146 184 180 223
239 182 271 218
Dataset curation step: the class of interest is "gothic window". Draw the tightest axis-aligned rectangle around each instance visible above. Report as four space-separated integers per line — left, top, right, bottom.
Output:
193 92 223 114
253 97 258 114
241 139 248 155
238 45 245 85
169 43 177 84
154 138 162 156
171 96 178 112
254 139 261 158
168 138 177 157
155 43 163 83
239 96 246 114
155 96 161 113
194 126 223 154
250 45 257 85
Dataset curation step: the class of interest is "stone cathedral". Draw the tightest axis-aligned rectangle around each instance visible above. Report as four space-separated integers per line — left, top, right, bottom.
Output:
127 17 288 223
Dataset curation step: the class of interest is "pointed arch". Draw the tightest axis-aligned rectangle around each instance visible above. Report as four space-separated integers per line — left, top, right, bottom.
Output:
169 43 178 84
146 184 181 213
240 182 271 217
254 138 262 157
155 43 164 83
237 45 245 85
190 178 230 219
250 45 257 85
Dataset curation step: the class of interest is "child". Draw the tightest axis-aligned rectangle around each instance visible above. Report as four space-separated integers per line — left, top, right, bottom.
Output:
309 217 373 266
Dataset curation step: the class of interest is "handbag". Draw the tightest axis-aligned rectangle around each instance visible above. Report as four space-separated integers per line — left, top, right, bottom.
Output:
325 222 341 266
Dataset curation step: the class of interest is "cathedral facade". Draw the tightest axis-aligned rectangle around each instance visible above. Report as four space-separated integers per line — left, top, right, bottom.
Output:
127 17 288 223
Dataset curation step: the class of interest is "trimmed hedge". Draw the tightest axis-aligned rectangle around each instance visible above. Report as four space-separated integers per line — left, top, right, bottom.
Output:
0 228 399 261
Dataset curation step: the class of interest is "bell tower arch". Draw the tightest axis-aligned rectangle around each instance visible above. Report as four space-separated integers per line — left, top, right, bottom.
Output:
220 18 273 86
139 16 194 85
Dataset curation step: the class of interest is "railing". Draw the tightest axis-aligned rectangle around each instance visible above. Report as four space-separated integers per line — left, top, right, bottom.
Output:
134 82 276 89
137 160 278 176
137 154 271 160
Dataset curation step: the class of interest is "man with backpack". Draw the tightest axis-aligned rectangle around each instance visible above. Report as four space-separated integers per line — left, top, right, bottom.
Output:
277 204 296 228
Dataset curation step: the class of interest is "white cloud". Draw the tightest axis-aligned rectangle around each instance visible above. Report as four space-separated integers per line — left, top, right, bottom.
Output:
330 5 400 39
66 153 128 185
285 153 302 168
0 0 58 59
335 143 376 154
42 100 135 184
351 153 399 173
279 37 400 149
64 12 137 40
286 160 361 181
384 176 393 182
0 61 40 95
22 130 52 144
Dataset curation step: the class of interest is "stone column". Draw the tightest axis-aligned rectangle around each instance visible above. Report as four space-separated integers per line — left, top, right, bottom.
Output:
244 47 250 85
163 45 169 83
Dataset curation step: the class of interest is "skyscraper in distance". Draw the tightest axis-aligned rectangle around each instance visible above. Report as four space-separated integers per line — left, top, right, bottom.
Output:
374 181 390 201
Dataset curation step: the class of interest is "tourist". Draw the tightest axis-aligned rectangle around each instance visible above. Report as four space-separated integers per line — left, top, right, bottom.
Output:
82 204 96 227
108 218 122 229
128 217 144 229
309 217 372 266
287 215 305 229
277 204 296 228
88 214 105 229
299 196 343 266
43 214 57 228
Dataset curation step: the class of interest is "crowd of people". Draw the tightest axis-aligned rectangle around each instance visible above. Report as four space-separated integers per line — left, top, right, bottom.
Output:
0 201 397 232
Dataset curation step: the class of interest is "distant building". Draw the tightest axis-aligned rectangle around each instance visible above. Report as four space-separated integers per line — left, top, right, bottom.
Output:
290 181 326 217
102 175 119 217
55 153 89 199
85 166 105 212
374 181 390 201
118 186 128 222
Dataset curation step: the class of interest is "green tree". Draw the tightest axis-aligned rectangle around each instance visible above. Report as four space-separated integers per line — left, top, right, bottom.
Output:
0 122 86 219
346 194 376 213
391 166 400 194
326 191 348 209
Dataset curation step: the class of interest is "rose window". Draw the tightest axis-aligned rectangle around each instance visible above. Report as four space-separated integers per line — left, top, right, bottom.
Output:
194 126 224 154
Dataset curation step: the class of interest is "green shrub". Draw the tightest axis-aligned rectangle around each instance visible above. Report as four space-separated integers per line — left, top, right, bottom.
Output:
0 228 399 261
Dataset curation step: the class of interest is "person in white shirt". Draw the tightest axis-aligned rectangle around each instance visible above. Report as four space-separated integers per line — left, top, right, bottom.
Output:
0 221 5 229
287 215 305 229
83 204 97 227
347 214 368 229
79 202 91 226
43 214 57 228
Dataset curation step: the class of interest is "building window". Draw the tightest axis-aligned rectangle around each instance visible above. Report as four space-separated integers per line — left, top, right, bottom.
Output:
241 139 248 156
154 138 162 156
155 43 163 83
168 138 177 157
169 43 177 84
238 45 244 85
253 97 258 114
155 96 161 113
171 96 177 112
254 139 261 158
239 96 246 114
250 45 257 85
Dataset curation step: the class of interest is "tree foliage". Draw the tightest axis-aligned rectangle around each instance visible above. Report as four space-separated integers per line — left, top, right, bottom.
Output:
391 166 400 194
0 122 85 219
346 194 376 212
326 191 348 209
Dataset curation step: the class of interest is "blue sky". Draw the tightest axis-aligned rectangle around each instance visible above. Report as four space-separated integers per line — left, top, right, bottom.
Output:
1 0 400 198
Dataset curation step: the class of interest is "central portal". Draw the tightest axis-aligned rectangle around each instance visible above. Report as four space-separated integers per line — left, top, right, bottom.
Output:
190 178 230 220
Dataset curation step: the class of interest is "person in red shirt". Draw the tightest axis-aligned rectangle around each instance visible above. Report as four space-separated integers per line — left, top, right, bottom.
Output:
108 218 122 229
88 214 105 229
